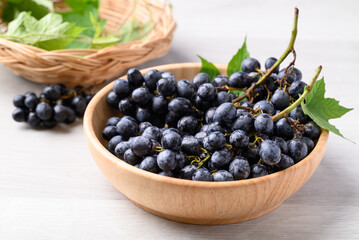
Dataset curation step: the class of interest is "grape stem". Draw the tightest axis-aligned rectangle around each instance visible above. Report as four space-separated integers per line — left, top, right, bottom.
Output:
272 65 322 121
232 7 299 104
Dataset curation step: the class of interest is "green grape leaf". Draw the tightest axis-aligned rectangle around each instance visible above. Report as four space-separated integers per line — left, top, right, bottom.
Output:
197 55 220 81
64 0 99 14
117 19 153 43
227 37 250 77
230 89 245 97
3 0 53 21
3 12 84 50
91 35 120 49
301 78 354 141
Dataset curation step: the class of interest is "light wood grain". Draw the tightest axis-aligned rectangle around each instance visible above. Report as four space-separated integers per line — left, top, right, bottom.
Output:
1 0 359 238
83 63 329 225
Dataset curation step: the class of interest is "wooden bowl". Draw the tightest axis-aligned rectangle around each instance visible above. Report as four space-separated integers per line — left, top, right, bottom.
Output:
83 63 329 225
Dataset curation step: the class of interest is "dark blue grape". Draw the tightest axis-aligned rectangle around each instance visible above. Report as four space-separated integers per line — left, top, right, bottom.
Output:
288 80 307 99
124 148 141 165
13 95 25 108
106 117 121 126
288 139 308 162
275 154 294 170
151 95 168 114
229 157 251 180
304 122 321 139
195 131 208 145
181 135 201 155
43 119 57 128
118 98 136 116
192 73 210 88
71 96 87 117
271 89 289 110
212 75 228 88
275 118 295 139
106 91 120 109
203 131 226 152
266 74 280 92
161 132 182 151
35 102 53 120
254 113 274 135
232 112 254 134
64 107 76 124
211 148 232 168
177 79 196 100
241 57 261 73
259 140 281 165
157 149 177 171
302 137 315 153
213 170 234 181
289 106 308 123
179 165 197 179
108 135 125 153
229 130 249 149
116 118 137 138
273 136 288 154
140 156 159 173
24 94 39 111
253 100 275 115
132 88 151 106
102 125 118 141
228 72 250 88
248 72 260 84
127 68 144 88
135 107 151 123
215 91 231 106
251 164 268 178
197 83 217 101
43 85 61 101
265 57 279 73
113 79 130 99
142 126 162 142
194 95 212 111
114 141 131 159
27 112 41 127
12 108 28 122
278 67 302 82
214 102 237 125
168 97 192 117
130 136 153 157
177 115 198 135
157 78 177 96
192 168 213 181
205 107 217 124
138 121 152 134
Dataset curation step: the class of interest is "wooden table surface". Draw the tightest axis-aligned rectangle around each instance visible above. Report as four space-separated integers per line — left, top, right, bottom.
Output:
1 0 359 239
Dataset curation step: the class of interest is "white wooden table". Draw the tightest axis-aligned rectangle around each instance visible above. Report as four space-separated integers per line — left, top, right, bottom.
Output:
1 0 359 239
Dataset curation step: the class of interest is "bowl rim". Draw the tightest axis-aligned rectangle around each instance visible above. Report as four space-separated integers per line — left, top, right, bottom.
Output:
83 62 329 189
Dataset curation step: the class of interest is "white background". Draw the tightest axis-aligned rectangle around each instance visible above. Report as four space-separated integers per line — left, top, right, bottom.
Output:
1 0 359 239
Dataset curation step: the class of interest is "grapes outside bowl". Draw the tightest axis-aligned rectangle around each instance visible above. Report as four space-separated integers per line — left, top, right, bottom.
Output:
83 63 329 225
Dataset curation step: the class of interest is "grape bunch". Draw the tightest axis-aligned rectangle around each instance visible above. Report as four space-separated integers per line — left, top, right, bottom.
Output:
103 60 321 182
12 84 92 128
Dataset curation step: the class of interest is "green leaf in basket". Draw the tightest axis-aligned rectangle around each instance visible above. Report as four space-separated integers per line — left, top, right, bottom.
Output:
117 19 153 43
2 0 53 21
3 12 84 51
64 0 99 15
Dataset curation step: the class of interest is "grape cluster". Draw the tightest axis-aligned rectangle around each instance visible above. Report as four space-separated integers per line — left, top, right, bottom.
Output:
103 60 321 182
12 84 92 128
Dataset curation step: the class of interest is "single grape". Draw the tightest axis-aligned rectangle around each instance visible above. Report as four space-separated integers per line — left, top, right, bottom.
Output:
229 130 249 149
151 95 168 114
302 137 315 153
64 107 76 124
194 95 212 111
135 107 151 123
124 148 142 165
205 107 217 124
252 84 267 102
288 80 307 99
118 98 136 116
248 72 260 83
275 118 295 139
211 148 232 168
203 131 226 152
278 67 302 82
254 113 274 135
207 121 225 133
142 126 162 142
271 89 289 110
157 149 177 171
192 73 210 88
127 68 144 88
214 102 237 125
13 95 26 108
197 83 217 101
195 131 208 145
53 105 68 122
253 100 275 115
265 57 279 73
177 79 196 100
35 102 53 121
70 96 87 117
138 121 152 134
215 91 231 106
162 127 180 136
192 168 213 181
116 118 137 138
266 74 280 92
259 140 281 165
213 170 234 181
250 164 268 178
157 78 177 96
106 91 120 109
275 154 294 170
232 112 255 134
24 94 39 111
43 85 61 101
139 156 159 173
304 122 321 139
228 72 250 88
177 115 199 135
289 106 308 123
102 125 118 141
229 157 251 180
132 88 151 106
27 112 41 127
161 132 182 151
175 152 187 169
113 79 130 99
212 75 228 88
288 139 308 162
181 135 201 155
107 117 121 126
130 136 153 157
241 57 261 73
179 165 197 179
12 108 28 122
168 97 192 117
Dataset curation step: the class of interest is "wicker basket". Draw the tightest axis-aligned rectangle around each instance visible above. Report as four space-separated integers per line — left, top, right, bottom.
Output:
0 0 176 86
